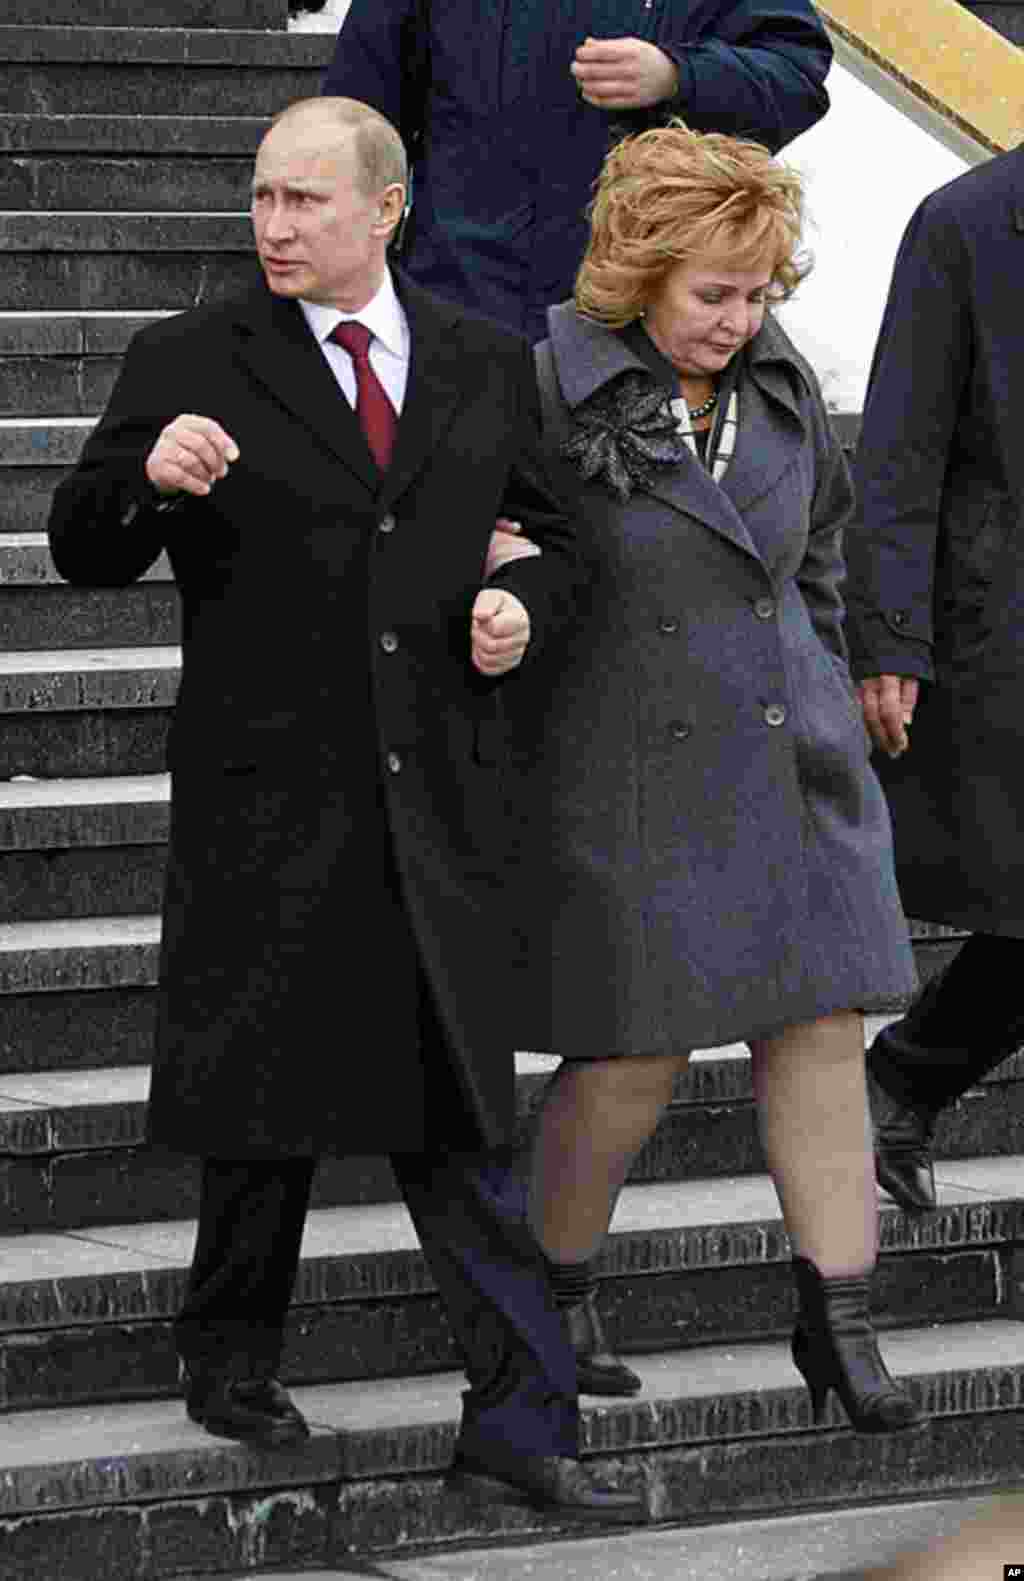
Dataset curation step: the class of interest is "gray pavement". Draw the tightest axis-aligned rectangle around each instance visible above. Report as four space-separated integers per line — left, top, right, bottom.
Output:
217 1496 993 1581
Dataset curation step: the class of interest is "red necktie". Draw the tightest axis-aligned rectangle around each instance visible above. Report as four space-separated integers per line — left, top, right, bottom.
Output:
329 320 397 471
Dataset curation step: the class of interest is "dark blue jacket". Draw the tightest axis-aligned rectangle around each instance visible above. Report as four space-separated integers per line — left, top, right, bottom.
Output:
323 0 831 339
846 146 1024 930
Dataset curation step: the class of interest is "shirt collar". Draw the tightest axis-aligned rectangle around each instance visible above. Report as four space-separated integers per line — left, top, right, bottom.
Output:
300 270 408 360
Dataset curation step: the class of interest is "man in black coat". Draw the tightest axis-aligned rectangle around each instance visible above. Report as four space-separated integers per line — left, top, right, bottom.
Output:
47 96 643 1523
322 0 833 340
845 144 1024 1214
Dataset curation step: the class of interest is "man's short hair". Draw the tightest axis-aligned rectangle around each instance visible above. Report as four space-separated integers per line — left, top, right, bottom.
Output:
271 97 407 196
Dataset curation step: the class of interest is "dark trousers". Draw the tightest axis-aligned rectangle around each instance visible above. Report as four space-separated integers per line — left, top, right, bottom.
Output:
174 959 580 1468
870 933 1024 1110
174 1148 579 1463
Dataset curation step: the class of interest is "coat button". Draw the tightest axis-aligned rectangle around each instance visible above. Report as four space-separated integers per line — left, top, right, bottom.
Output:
386 751 402 774
890 609 907 626
379 514 396 534
764 703 787 727
658 617 680 635
753 596 776 620
380 631 399 654
668 720 691 741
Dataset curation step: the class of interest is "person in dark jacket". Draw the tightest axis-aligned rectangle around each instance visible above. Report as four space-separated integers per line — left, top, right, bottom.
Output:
46 97 644 1524
845 144 1024 1215
321 0 832 340
501 124 919 1432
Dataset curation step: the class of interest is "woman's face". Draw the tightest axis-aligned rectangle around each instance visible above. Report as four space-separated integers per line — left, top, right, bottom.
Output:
644 257 774 378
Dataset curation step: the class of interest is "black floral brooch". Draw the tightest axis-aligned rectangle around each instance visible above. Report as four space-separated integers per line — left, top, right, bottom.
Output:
561 370 688 501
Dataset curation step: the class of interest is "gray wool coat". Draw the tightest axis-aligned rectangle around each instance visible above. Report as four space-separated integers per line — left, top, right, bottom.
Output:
511 304 916 1057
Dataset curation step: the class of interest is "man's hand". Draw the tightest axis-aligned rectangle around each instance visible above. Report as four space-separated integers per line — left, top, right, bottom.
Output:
857 674 920 759
471 588 531 676
146 415 240 499
484 519 542 579
571 37 680 109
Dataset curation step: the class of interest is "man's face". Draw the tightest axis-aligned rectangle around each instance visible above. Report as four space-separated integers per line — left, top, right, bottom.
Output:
251 118 394 310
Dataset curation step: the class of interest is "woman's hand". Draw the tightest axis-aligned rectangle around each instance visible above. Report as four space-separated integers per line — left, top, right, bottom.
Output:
571 37 680 109
857 675 919 758
485 519 542 578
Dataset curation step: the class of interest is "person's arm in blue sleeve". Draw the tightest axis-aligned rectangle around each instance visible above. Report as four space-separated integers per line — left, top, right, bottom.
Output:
659 0 831 150
602 0 831 152
320 0 425 154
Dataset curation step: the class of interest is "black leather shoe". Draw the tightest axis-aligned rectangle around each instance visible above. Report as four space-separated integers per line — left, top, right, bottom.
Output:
447 1451 646 1523
565 1291 643 1397
874 1099 938 1213
186 1374 310 1447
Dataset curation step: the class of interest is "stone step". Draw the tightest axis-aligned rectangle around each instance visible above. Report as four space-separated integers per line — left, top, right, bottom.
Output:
0 535 179 646
0 647 176 776
0 772 171 918
0 116 268 158
0 313 171 419
0 466 68 535
0 1160 1019 1414
2 159 251 218
0 771 171 849
0 27 333 119
230 1498 1024 1581
0 423 99 544
0 1322 1019 1574
0 118 264 215
0 1025 1017 1228
14 1 288 30
0 211 260 311
0 579 178 651
0 987 156 1074
1 843 167 921
0 415 93 466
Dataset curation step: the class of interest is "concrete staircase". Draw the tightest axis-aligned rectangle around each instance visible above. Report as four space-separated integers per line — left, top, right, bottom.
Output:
1 6 1022 1577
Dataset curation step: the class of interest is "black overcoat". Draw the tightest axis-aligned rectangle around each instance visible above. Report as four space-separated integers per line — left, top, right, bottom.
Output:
506 307 915 1058
47 275 582 1158
846 145 1024 932
322 0 831 340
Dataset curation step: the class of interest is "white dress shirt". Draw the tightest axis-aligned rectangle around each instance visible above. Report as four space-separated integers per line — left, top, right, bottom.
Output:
300 272 410 417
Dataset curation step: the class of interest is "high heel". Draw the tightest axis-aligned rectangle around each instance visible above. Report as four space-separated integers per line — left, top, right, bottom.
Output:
790 1255 922 1434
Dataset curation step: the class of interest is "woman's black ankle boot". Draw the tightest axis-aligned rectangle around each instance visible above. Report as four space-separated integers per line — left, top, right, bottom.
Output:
790 1256 921 1434
545 1258 642 1398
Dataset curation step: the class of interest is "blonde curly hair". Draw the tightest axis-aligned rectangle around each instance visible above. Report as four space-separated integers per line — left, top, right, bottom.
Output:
575 122 810 329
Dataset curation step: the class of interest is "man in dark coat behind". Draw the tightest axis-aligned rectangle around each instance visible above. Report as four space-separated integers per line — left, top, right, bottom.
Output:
46 96 643 1523
845 143 1024 1215
321 0 833 340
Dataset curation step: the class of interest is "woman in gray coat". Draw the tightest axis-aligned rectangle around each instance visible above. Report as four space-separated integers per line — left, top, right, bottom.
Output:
505 125 920 1431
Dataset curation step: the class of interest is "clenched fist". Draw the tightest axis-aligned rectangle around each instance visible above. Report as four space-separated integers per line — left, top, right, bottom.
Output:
471 588 531 676
146 414 240 499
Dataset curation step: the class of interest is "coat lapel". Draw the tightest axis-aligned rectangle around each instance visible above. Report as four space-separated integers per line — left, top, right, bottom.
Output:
717 320 807 519
547 302 762 566
377 273 467 512
230 284 379 494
